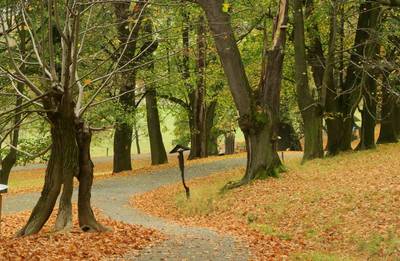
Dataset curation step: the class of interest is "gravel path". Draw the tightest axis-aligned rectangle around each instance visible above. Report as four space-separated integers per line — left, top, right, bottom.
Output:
3 157 250 260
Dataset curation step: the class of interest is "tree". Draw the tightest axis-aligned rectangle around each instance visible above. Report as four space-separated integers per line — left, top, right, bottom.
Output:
293 0 324 161
142 16 168 165
0 1 149 235
193 0 289 187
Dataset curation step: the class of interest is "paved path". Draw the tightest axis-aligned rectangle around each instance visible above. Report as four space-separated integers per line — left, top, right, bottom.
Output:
4 157 250 260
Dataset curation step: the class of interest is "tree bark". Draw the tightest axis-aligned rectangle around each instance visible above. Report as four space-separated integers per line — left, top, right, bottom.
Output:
113 123 133 173
340 1 381 151
224 132 235 155
0 29 25 186
112 2 145 173
146 87 168 165
189 15 207 159
77 124 108 232
196 0 288 187
206 101 219 156
377 86 398 144
293 0 324 161
18 108 78 236
357 77 377 150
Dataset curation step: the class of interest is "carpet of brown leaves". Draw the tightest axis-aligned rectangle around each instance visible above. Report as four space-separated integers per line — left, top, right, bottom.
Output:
0 208 165 260
131 144 400 260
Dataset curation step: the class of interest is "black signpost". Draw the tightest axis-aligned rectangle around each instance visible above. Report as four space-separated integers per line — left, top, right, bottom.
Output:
0 184 8 235
170 145 191 199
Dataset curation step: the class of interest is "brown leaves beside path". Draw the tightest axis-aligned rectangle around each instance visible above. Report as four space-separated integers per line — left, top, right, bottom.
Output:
0 207 165 260
131 144 400 260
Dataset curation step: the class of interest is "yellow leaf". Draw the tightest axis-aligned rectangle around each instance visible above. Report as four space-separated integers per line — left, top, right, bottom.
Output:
222 2 230 13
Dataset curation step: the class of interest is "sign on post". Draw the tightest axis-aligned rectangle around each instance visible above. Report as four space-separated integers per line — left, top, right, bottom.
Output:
170 145 191 199
0 184 8 236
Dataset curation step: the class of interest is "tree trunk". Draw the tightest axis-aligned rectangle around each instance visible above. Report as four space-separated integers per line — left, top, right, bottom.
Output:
0 29 25 187
113 123 133 173
377 86 398 144
18 112 78 236
206 101 219 156
189 15 207 159
197 0 287 187
112 2 145 173
224 132 235 155
340 1 380 150
77 124 108 232
146 87 168 165
293 0 324 161
357 77 377 150
394 103 400 138
134 123 141 155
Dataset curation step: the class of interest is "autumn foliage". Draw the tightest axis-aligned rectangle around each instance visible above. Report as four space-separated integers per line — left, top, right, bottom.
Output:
0 207 164 260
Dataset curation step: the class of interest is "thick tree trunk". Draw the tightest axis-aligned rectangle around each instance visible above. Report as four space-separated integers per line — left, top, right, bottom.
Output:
357 77 377 150
377 87 398 144
77 124 108 232
146 87 168 165
293 0 324 161
302 110 324 159
113 123 133 173
197 0 287 187
18 113 78 236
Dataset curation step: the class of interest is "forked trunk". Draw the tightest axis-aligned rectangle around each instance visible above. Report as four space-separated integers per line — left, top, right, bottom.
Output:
77 125 108 232
18 115 78 236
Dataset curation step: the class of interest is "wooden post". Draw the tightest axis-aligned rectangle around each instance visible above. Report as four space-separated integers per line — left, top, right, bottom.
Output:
0 184 8 236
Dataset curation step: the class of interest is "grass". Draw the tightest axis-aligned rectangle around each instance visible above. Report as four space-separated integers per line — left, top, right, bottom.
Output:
132 143 400 260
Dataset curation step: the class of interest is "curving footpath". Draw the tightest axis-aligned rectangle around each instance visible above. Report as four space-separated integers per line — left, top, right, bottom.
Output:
4 157 250 260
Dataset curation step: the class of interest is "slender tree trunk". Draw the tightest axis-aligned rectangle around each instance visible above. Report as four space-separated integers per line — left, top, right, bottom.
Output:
206 101 218 156
225 132 235 155
146 87 168 165
112 2 144 173
0 29 25 186
189 15 207 159
293 0 324 161
134 123 141 155
77 124 108 232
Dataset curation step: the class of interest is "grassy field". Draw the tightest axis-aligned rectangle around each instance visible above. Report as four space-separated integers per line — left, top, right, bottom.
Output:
132 143 400 260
